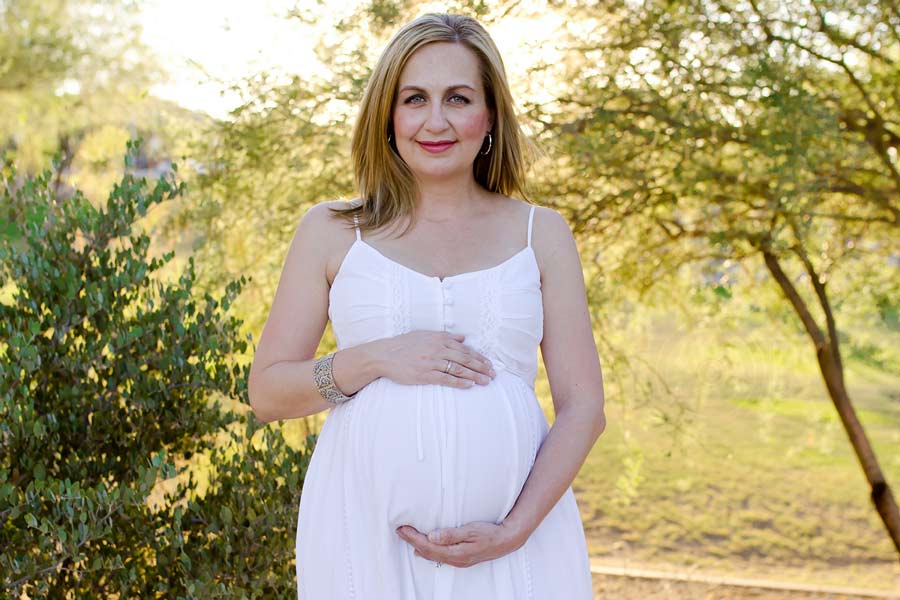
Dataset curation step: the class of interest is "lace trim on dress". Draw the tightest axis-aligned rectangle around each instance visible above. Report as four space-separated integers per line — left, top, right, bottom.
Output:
389 261 410 336
477 268 502 358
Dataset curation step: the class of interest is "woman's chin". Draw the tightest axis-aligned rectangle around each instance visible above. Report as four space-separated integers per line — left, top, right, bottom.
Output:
409 165 475 183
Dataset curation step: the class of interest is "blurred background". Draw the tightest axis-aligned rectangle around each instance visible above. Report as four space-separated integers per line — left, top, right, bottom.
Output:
2 0 898 597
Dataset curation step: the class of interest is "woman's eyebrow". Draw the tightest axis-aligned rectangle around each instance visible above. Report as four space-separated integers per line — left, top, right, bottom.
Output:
398 84 477 94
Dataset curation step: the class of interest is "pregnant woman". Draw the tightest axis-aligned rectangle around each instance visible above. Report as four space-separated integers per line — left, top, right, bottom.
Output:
248 13 606 599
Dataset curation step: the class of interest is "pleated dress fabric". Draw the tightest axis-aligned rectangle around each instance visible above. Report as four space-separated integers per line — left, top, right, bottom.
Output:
296 205 593 599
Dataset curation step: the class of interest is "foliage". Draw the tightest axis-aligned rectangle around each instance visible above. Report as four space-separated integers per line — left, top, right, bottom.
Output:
528 0 900 551
0 141 311 598
150 422 315 598
0 0 199 194
0 0 146 93
529 0 898 300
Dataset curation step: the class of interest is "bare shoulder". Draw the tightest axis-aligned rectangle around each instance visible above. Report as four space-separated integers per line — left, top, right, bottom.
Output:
297 199 357 237
530 204 573 242
527 204 580 275
295 199 362 285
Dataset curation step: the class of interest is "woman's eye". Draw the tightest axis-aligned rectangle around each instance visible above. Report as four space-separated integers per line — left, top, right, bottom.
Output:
448 94 470 105
404 94 426 104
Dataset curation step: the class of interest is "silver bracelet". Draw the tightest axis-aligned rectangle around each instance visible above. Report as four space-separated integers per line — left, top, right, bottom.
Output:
313 352 356 405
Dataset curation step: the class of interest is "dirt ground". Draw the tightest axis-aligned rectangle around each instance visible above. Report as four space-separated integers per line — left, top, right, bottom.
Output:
591 573 896 599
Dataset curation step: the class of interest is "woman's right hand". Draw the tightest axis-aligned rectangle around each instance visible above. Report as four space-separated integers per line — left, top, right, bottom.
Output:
370 331 496 388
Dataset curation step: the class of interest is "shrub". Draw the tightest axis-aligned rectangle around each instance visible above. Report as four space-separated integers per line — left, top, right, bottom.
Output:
0 141 312 598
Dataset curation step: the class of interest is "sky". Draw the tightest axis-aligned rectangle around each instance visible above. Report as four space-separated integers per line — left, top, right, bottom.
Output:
139 0 564 120
140 0 324 120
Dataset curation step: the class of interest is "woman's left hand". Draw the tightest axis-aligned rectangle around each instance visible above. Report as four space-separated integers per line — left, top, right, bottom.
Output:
395 521 523 568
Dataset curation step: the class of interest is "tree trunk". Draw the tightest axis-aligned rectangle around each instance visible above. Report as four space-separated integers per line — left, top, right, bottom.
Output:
762 249 900 557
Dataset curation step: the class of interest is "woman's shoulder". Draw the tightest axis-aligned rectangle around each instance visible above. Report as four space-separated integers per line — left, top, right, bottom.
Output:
504 200 577 275
291 200 360 260
530 204 571 236
297 199 360 234
293 200 363 285
498 197 570 241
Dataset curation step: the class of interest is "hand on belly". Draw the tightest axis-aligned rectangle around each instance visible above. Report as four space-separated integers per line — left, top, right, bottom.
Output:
394 519 524 568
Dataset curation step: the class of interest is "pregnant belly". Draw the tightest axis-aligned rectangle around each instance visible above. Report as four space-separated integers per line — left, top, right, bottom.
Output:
346 372 540 533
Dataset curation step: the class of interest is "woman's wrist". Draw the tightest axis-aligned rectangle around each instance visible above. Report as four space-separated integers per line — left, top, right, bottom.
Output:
359 338 386 379
499 513 533 550
331 341 383 396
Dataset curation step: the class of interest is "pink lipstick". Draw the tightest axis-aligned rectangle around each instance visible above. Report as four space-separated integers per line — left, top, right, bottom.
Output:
417 140 456 153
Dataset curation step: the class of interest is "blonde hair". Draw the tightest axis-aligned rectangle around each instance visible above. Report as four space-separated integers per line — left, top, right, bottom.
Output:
331 13 532 234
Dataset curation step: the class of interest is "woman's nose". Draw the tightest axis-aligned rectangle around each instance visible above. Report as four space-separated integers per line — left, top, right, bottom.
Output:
424 105 449 132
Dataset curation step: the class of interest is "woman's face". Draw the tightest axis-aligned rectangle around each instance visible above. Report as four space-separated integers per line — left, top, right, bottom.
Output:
391 42 493 184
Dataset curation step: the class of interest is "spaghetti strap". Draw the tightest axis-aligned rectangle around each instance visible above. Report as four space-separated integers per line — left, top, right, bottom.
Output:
353 214 361 241
526 205 535 248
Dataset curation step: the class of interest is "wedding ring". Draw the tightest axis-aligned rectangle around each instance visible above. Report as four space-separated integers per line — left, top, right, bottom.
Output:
443 360 453 374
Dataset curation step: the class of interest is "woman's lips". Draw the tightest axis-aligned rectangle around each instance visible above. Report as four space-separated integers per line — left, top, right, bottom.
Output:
417 140 456 153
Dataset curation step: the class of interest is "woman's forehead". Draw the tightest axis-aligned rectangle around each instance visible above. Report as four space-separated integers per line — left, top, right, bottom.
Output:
398 42 482 90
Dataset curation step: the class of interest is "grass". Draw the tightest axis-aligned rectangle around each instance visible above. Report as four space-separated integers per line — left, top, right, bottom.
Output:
559 304 900 591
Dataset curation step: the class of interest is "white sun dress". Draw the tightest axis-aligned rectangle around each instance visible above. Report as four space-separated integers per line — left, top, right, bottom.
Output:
295 204 593 599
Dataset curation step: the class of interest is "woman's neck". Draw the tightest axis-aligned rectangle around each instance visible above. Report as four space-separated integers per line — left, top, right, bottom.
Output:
414 176 488 221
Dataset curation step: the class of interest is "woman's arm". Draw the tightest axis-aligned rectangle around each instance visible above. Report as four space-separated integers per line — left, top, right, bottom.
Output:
248 202 379 423
501 205 606 545
249 347 381 423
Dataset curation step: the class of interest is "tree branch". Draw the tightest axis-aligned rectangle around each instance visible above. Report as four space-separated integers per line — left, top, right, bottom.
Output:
760 248 827 351
790 238 844 383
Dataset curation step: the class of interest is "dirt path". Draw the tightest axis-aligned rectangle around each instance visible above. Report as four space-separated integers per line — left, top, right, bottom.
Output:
590 564 898 599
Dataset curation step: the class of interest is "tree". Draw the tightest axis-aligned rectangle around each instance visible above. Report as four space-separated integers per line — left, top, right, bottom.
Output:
0 0 191 188
0 141 312 597
529 0 900 552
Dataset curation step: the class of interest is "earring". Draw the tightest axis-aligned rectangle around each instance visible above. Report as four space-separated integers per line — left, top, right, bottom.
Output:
388 132 394 145
478 133 492 156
